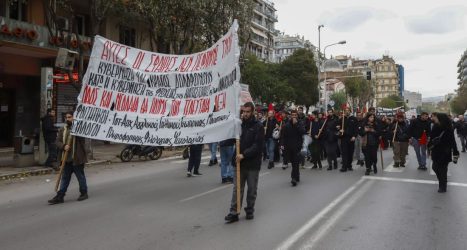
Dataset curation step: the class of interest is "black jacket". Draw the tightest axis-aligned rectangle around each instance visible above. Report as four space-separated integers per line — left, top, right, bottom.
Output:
409 118 431 139
359 121 381 147
429 125 459 164
323 116 339 143
281 120 306 152
390 121 410 142
41 115 58 142
239 117 265 171
338 115 359 139
454 120 467 136
263 117 278 139
219 138 235 147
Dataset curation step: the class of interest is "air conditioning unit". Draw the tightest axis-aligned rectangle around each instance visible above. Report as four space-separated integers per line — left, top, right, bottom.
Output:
56 16 69 31
55 48 78 71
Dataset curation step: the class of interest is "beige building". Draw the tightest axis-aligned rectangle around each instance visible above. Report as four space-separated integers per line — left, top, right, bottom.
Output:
249 0 278 62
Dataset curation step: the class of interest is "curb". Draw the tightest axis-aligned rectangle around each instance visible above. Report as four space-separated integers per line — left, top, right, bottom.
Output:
0 160 113 181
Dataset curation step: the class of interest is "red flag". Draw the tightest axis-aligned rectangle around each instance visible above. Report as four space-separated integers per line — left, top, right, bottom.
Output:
379 138 385 149
363 107 367 114
419 130 428 145
268 103 274 112
275 112 282 122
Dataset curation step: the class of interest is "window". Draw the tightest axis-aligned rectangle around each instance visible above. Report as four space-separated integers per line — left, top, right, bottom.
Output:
7 0 28 21
75 15 86 36
119 26 136 47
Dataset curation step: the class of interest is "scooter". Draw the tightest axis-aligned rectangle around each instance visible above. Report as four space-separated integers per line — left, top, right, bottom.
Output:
120 145 163 162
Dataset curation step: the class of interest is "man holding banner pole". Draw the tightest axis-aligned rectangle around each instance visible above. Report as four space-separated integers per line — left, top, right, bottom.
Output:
225 102 264 223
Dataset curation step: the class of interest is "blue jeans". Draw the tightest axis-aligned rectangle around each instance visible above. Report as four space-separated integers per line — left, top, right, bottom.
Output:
58 162 87 195
411 138 427 166
220 145 234 178
209 143 218 161
266 138 276 163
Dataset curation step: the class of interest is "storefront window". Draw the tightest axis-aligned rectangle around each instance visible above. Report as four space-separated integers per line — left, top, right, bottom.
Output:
119 26 136 47
8 0 28 22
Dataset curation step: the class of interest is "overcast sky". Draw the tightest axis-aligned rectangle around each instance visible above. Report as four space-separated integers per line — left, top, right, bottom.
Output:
273 0 467 98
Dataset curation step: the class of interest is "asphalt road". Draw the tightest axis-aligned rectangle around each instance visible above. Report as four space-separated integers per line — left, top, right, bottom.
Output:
1 144 466 250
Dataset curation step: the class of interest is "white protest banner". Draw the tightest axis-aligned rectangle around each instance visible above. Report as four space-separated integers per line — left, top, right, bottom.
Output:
71 21 242 146
240 83 253 105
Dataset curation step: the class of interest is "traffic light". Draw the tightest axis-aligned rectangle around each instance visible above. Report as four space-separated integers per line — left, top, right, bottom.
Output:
366 71 371 80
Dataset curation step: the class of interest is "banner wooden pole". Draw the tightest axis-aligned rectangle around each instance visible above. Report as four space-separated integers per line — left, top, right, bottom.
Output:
317 118 328 138
392 122 398 143
235 139 241 214
55 135 73 192
380 142 384 171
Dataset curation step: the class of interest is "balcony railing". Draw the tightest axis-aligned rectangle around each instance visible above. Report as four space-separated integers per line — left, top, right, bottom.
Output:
0 16 92 54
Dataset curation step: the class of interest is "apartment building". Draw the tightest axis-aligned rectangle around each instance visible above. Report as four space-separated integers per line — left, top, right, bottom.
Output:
273 33 313 63
249 0 278 62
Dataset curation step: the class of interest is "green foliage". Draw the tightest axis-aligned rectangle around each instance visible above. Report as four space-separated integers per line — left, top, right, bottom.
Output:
330 91 347 111
344 75 374 109
241 54 294 104
278 49 319 107
450 86 467 115
378 95 406 109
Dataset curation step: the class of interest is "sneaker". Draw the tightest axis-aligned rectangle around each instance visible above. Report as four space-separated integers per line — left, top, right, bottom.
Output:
311 165 318 169
327 167 332 171
208 160 214 166
226 177 233 184
291 179 297 186
48 194 64 205
365 169 370 175
438 188 446 193
225 213 239 223
282 164 288 170
193 172 202 176
339 168 347 172
246 213 254 220
394 163 400 168
348 167 353 171
222 178 227 184
186 172 192 177
213 159 218 165
400 163 406 168
77 193 88 201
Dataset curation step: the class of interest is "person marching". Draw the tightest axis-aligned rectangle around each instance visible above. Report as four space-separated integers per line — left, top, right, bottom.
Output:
48 111 88 205
359 113 381 175
454 115 467 153
390 113 410 168
279 110 290 170
263 110 278 169
428 113 459 193
354 112 366 167
309 113 323 169
408 112 431 170
281 110 306 186
338 107 358 172
225 102 264 223
41 108 59 170
323 109 340 170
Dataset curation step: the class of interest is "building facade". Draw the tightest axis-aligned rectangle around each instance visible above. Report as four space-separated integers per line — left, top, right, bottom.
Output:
403 90 422 110
0 0 150 147
273 33 313 63
458 50 467 87
249 0 278 62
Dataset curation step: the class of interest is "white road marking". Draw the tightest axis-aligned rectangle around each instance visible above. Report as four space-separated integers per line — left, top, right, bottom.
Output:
363 176 467 187
179 172 270 202
299 181 374 250
276 178 367 250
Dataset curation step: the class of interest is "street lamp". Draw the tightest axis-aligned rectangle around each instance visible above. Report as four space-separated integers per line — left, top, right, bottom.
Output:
317 24 324 112
321 41 346 110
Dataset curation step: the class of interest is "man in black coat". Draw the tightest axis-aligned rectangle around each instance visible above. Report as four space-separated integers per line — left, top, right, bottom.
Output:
338 108 358 172
455 115 467 152
408 112 431 170
41 108 58 169
225 102 264 223
281 110 306 186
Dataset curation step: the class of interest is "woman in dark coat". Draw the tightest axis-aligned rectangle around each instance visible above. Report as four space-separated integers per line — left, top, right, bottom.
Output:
359 113 381 175
428 113 459 193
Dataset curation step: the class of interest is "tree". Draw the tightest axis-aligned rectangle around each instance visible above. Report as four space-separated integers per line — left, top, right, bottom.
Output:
344 75 374 111
330 91 347 111
241 54 294 104
450 85 467 115
378 95 405 109
278 48 319 112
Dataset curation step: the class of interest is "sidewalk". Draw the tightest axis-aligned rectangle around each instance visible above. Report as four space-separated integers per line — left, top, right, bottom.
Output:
0 142 186 181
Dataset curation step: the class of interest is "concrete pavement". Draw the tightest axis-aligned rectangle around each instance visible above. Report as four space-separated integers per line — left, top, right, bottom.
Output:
0 145 466 250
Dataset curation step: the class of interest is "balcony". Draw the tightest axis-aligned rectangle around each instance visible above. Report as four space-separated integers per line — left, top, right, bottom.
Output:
0 16 92 56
